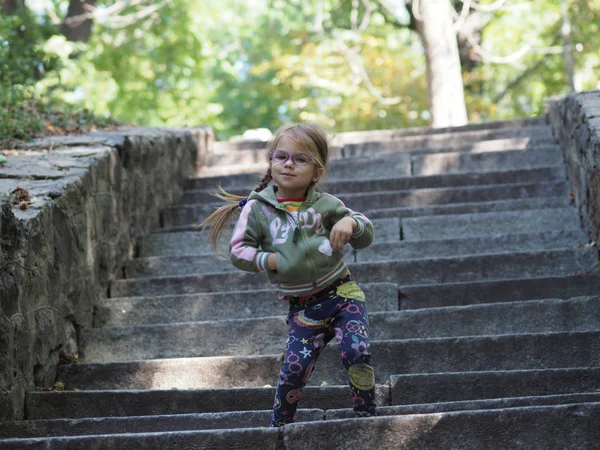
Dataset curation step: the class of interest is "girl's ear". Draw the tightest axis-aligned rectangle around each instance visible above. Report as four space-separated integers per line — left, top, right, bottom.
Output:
313 167 325 183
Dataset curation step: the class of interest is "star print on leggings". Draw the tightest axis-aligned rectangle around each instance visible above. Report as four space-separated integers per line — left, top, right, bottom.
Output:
300 347 312 358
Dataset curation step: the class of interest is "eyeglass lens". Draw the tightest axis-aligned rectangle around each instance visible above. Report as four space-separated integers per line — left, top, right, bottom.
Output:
271 150 313 166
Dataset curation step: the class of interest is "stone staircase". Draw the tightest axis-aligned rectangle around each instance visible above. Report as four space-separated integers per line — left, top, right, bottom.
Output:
3 118 600 448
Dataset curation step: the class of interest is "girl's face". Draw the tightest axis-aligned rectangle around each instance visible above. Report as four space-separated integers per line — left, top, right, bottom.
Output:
270 134 323 199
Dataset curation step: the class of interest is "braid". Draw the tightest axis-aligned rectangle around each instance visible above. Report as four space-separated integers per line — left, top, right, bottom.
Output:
201 168 272 255
255 169 272 193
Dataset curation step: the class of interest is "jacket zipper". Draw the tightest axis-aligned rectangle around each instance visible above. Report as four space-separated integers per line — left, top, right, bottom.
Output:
278 203 318 289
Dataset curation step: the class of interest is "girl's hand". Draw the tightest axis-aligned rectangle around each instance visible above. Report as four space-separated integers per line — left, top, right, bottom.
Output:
267 253 278 270
329 217 357 252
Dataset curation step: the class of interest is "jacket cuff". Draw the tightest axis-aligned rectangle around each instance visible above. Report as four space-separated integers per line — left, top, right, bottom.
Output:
351 216 365 238
254 252 271 271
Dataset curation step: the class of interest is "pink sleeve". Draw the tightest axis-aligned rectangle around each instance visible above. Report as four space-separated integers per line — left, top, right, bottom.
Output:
230 199 258 262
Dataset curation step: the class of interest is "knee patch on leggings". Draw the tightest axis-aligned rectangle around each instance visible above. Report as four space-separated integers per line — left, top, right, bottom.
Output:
348 363 375 391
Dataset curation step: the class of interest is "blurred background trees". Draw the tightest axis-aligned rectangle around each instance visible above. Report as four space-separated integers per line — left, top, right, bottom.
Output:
1 0 598 147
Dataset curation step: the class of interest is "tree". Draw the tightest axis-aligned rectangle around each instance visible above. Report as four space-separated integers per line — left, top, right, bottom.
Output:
379 0 468 127
1 0 23 15
2 0 598 142
60 0 97 43
413 0 468 126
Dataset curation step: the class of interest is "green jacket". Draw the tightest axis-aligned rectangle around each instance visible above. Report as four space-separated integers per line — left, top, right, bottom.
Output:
230 184 374 296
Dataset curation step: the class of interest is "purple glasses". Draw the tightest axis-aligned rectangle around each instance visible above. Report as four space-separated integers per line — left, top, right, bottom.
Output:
270 150 315 167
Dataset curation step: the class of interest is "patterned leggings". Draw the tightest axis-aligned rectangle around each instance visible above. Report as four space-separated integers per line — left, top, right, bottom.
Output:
271 274 377 426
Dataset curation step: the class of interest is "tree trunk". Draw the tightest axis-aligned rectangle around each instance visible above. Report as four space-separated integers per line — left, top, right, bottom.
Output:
1 0 24 14
60 0 96 43
414 0 468 127
560 0 576 92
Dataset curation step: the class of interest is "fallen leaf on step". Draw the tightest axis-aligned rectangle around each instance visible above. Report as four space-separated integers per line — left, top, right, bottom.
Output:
11 187 30 204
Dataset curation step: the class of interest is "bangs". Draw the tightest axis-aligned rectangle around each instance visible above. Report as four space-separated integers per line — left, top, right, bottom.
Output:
267 124 327 169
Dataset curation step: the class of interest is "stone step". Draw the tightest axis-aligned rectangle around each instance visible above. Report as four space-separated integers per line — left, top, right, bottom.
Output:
366 196 571 219
125 254 235 277
9 387 599 440
0 409 323 440
95 283 398 327
411 147 563 176
208 149 410 176
127 229 586 278
194 162 268 178
338 331 600 383
330 392 600 419
283 403 600 449
138 218 399 258
109 247 598 298
399 274 600 310
63 330 600 389
205 143 343 167
182 165 565 204
336 181 568 213
24 385 391 420
357 230 586 262
213 139 267 151
307 145 559 182
375 296 600 340
5 403 600 449
58 314 597 388
29 319 600 407
206 119 548 154
389 367 600 406
65 327 600 390
199 126 554 168
5 392 599 441
190 136 557 179
401 207 581 241
158 196 573 232
163 181 568 228
186 163 563 192
343 133 557 158
350 247 597 286
0 428 280 449
81 296 600 363
100 274 599 328
334 119 548 143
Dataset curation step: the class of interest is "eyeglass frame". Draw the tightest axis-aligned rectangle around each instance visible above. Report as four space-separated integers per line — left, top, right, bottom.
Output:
269 149 316 167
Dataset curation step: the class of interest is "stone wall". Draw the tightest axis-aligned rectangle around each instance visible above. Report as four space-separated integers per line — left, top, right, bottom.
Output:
0 126 213 422
549 90 600 244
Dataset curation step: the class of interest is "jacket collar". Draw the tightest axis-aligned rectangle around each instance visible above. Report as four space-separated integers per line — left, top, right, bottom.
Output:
249 184 320 209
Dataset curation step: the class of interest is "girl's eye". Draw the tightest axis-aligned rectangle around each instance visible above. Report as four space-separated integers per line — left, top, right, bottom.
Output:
273 152 288 161
295 155 309 164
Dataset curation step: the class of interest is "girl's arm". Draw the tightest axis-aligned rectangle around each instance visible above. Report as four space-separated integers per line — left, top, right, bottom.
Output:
325 195 374 250
230 199 276 272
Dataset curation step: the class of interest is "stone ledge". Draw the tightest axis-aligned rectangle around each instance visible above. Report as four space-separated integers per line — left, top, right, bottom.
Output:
0 126 213 422
549 90 600 243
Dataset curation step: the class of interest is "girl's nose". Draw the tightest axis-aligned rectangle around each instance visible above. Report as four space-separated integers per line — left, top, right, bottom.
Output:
283 158 294 168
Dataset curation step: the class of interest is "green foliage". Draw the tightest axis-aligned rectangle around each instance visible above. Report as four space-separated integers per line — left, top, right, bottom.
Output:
464 0 600 121
0 8 55 145
200 0 428 137
0 9 59 87
1 0 599 144
0 7 117 148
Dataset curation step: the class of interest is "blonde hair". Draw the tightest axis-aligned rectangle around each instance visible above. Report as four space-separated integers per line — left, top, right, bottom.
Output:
201 123 330 253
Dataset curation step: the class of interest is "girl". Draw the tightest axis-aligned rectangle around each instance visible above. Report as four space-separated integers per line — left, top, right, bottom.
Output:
202 123 377 426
